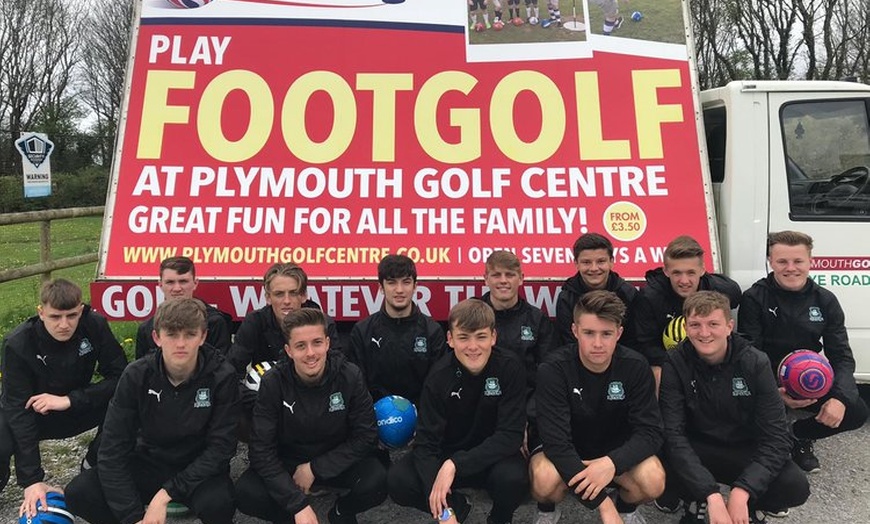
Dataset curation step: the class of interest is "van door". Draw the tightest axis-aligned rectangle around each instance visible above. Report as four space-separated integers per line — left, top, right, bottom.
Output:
768 92 870 381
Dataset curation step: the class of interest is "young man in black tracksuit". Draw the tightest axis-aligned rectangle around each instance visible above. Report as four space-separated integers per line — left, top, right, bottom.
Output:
0 279 127 516
480 250 556 401
388 299 528 524
65 298 240 524
349 254 446 404
235 308 387 524
478 250 556 462
227 263 341 438
625 235 741 389
660 291 809 524
555 233 637 345
532 290 664 524
135 256 232 358
228 263 342 377
738 231 869 474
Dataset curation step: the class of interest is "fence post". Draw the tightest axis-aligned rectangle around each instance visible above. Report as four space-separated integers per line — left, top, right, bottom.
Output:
40 220 51 282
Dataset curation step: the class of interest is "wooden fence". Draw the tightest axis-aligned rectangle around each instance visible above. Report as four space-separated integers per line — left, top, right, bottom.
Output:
0 206 104 283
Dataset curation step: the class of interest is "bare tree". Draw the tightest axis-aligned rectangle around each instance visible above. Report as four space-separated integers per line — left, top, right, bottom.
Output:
690 0 870 88
80 0 134 166
0 0 83 173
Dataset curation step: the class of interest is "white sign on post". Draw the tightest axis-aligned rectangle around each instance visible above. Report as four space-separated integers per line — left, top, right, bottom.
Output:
15 132 54 198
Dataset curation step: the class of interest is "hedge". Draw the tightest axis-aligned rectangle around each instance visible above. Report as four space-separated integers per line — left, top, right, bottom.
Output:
0 167 109 213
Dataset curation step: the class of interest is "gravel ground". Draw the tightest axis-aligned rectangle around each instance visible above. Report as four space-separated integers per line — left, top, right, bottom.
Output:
3 404 869 523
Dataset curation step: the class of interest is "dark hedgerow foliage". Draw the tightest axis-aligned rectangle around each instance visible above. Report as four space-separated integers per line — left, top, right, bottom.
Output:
0 167 109 213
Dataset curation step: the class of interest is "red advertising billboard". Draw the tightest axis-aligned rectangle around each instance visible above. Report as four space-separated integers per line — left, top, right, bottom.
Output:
94 0 714 320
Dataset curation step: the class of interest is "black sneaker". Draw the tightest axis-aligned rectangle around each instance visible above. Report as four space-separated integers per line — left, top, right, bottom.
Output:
0 462 9 492
792 439 821 473
327 503 358 524
612 15 624 30
750 509 768 524
451 492 472 523
679 501 707 524
764 508 790 518
654 491 682 513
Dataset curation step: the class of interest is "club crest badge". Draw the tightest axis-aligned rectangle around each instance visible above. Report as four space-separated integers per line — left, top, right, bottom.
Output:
732 377 751 396
329 392 346 412
78 338 94 356
521 326 535 341
484 377 502 396
607 381 625 401
193 388 211 408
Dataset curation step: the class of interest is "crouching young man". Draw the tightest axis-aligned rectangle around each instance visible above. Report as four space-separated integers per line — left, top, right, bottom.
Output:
0 278 127 514
531 290 665 524
235 308 387 524
65 298 241 524
388 299 528 524
660 291 809 524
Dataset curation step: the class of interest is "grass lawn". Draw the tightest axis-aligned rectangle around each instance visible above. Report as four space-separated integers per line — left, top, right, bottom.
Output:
0 216 138 359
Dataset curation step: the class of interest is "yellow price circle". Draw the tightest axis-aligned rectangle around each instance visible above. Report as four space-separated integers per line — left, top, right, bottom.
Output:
603 201 647 242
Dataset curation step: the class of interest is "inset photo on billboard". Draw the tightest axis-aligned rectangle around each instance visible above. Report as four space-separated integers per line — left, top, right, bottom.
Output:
466 0 588 46
466 0 687 54
584 0 686 43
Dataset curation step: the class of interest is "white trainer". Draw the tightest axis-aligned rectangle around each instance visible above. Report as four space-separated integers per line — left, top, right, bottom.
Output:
533 507 562 524
620 510 648 524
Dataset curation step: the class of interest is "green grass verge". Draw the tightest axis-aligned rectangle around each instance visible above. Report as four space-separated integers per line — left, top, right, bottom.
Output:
0 216 138 360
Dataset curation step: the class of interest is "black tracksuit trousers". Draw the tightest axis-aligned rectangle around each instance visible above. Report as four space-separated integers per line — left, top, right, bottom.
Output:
65 457 235 524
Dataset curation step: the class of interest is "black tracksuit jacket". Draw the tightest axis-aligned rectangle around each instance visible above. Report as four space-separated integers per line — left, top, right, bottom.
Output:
226 300 340 377
738 273 860 404
135 303 232 358
626 268 741 366
348 304 446 404
0 306 128 486
249 351 377 516
97 345 240 524
660 335 792 501
536 344 662 481
412 348 526 491
555 271 638 345
479 292 556 415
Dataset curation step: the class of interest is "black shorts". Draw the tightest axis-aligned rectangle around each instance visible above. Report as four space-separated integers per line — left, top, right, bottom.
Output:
469 0 487 10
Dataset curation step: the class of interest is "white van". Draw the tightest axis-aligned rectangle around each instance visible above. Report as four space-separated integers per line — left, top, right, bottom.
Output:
703 80 870 381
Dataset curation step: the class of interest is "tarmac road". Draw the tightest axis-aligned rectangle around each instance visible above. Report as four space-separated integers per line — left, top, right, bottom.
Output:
3 392 869 523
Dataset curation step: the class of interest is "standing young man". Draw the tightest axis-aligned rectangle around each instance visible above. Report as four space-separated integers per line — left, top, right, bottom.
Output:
135 256 232 358
531 291 664 524
388 299 528 524
0 279 127 514
235 308 387 524
739 231 869 473
468 0 491 29
627 235 741 387
349 254 446 404
65 298 240 524
591 0 623 35
556 233 637 345
479 250 555 458
540 0 562 27
228 263 341 378
660 291 809 524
